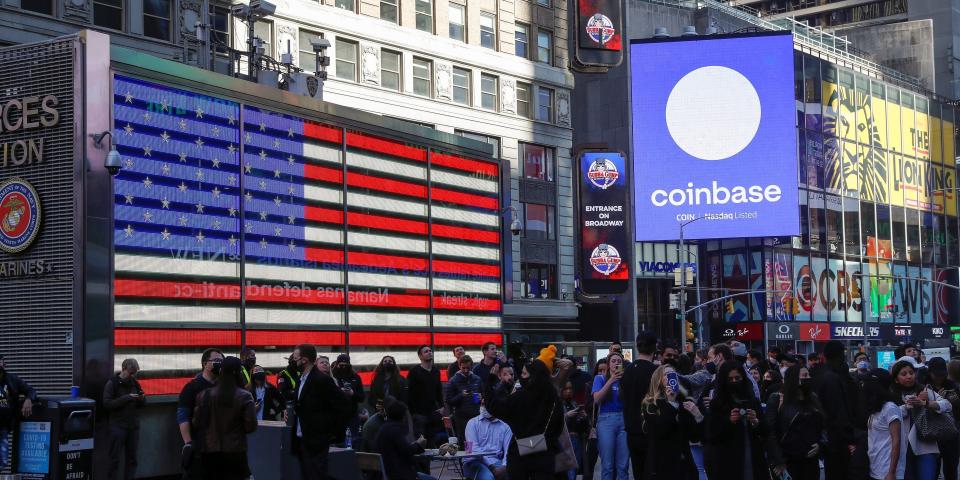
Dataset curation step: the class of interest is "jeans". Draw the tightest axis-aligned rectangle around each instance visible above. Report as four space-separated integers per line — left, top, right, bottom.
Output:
596 412 629 480
299 446 330 480
464 460 503 480
690 443 706 480
417 473 438 480
0 427 8 470
108 424 139 480
939 437 958 480
569 435 584 480
907 451 939 480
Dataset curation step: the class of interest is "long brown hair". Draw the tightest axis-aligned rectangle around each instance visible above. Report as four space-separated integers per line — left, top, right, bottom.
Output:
604 352 625 380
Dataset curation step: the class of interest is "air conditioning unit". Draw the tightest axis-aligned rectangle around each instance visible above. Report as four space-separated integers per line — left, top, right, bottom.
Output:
287 72 324 100
257 69 280 88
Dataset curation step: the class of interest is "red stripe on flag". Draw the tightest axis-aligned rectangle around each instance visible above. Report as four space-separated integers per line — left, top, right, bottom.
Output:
349 251 427 272
304 164 344 184
435 333 503 346
433 260 500 277
350 292 430 308
348 172 428 199
115 328 241 347
433 296 501 311
140 377 192 396
347 131 427 162
349 331 431 346
432 224 499 244
304 205 346 225
304 247 345 264
431 187 499 210
431 152 498 177
303 121 343 144
348 212 428 236
247 330 345 346
115 279 241 300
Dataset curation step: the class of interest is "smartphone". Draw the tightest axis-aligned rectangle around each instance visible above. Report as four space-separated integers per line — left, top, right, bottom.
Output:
665 371 681 394
614 364 624 375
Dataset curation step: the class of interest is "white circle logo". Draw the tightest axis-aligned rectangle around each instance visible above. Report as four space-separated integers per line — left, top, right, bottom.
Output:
665 66 761 161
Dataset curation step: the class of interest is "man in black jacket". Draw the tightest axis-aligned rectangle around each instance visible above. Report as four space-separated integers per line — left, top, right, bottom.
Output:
103 358 145 480
330 354 364 440
813 340 856 480
407 345 444 445
0 353 36 471
619 331 658 479
376 401 431 480
291 343 350 480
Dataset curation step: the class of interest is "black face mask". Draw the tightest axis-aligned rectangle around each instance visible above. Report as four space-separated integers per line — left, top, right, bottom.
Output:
253 372 266 383
706 362 717 375
384 363 396 372
727 379 743 388
211 361 222 376
663 358 678 367
243 359 256 371
288 359 298 371
798 378 812 387
520 376 532 388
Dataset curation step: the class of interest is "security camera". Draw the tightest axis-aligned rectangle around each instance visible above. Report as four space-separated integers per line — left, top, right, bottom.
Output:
249 0 276 16
229 3 249 16
310 38 331 53
104 147 122 176
510 217 522 236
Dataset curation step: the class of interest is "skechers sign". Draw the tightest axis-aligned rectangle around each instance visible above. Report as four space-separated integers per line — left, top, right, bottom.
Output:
630 32 799 240
579 151 629 294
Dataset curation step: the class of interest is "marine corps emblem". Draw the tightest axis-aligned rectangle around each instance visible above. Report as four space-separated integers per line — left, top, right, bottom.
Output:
0 178 42 254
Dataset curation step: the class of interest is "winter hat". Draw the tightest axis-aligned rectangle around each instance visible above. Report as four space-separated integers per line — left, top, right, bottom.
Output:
537 345 558 372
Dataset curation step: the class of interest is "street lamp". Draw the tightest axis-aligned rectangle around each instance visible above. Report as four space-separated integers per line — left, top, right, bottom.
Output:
678 216 705 352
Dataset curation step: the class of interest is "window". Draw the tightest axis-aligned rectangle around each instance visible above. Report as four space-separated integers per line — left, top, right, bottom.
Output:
449 4 465 41
481 74 498 111
515 23 529 58
521 263 556 299
537 86 553 122
415 0 433 33
536 0 550 5
524 203 555 240
380 0 398 23
335 38 358 81
21 0 53 15
516 82 532 118
381 50 401 91
143 0 172 40
210 5 231 74
335 0 355 11
536 29 552 64
480 12 497 49
299 30 323 72
93 0 123 30
452 67 471 105
521 143 554 181
412 57 432 97
254 21 273 58
454 130 500 158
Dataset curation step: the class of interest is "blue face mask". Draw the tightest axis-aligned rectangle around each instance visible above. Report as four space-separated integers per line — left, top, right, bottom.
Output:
857 361 870 370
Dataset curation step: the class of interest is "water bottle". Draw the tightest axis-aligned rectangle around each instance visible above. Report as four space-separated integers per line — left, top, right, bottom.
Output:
344 428 353 449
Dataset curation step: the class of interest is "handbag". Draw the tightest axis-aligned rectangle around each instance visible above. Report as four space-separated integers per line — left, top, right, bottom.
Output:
517 401 556 456
914 388 958 442
588 402 598 440
554 422 579 472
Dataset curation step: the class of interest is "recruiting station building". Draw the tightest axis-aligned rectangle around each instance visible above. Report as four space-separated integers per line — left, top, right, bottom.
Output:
574 28 960 351
0 30 503 431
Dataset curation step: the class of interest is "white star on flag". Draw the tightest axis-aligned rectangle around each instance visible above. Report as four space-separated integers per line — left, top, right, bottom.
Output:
260 238 268 249
124 124 134 135
124 91 134 103
196 231 205 243
195 106 204 118
161 131 170 142
195 202 205 213
143 146 152 156
124 194 134 204
161 228 171 240
228 235 237 246
212 187 221 198
179 182 188 192
124 224 134 237
143 211 153 222
142 177 153 188
259 211 268 220
161 197 170 209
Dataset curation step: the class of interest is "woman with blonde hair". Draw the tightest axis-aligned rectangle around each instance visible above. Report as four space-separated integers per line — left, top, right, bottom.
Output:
640 364 703 479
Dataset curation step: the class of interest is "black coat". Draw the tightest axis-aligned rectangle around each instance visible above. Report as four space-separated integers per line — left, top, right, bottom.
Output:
620 359 657 435
375 419 425 480
0 371 36 429
763 392 825 465
704 397 768 480
485 381 563 477
643 399 702 480
291 368 350 454
252 382 284 421
103 374 145 428
332 371 365 416
812 363 856 450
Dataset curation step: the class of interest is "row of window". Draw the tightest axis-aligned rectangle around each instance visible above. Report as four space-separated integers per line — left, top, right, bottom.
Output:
22 0 173 41
330 36 558 122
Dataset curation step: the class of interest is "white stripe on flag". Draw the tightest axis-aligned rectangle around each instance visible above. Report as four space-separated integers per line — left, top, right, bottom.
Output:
304 226 344 244
349 312 429 327
246 263 344 284
348 151 426 180
303 141 342 166
432 206 498 227
349 271 429 289
433 242 499 261
115 304 239 324
432 278 500 294
303 184 343 204
349 232 427 254
347 192 427 217
431 169 498 194
433 315 501 329
246 308 344 326
116 254 239 277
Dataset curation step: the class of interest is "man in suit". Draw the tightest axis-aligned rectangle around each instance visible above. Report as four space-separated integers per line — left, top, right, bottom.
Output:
290 344 348 480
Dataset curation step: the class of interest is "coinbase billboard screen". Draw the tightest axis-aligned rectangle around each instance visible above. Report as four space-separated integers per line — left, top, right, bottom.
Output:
631 32 799 241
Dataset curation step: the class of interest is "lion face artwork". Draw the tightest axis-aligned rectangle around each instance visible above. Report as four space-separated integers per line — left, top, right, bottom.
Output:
823 84 888 203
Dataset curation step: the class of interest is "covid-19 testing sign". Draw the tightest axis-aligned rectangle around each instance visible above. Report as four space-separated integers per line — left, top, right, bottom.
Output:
631 32 799 240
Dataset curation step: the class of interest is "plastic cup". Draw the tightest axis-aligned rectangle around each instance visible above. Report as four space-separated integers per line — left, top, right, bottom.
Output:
70 386 79 398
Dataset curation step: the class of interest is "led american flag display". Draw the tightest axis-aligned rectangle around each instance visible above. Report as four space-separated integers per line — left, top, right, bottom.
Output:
112 76 502 394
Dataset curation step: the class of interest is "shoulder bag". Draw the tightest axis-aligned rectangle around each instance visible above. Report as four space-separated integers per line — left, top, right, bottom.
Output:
517 401 556 456
915 387 958 442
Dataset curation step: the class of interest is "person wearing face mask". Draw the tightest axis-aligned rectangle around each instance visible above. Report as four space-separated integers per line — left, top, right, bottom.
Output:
764 365 826 480
239 348 256 389
250 365 283 421
104 358 145 480
704 361 768 480
277 353 301 408
463 400 513 480
760 368 783 405
290 343 351 480
811 341 858 480
854 352 872 380
178 348 224 479
331 354 364 443
192 356 258 480
370 356 408 410
924 357 959 480
890 358 951 480
641 365 704 480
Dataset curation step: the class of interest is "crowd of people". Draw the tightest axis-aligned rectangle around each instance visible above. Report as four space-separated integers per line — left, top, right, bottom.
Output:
6 336 960 480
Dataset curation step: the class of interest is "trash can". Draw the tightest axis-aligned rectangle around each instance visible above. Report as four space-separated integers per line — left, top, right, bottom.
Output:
14 397 96 479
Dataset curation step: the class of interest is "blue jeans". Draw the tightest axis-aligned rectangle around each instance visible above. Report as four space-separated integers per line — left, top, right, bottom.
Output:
0 427 7 470
417 472 438 480
464 460 503 480
691 443 706 480
569 436 584 480
909 452 939 480
596 412 629 480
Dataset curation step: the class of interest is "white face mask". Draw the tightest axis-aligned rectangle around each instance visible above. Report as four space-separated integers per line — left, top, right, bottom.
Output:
480 406 493 419
780 367 788 377
744 360 753 369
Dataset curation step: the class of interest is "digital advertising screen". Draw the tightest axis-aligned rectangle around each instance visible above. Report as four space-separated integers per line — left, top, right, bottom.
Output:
578 151 629 294
631 32 799 240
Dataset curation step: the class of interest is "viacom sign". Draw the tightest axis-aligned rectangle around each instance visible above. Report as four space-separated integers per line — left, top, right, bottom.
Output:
630 32 799 240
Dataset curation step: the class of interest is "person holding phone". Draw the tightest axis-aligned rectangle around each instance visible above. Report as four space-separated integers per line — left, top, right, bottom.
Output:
704 361 768 480
104 358 145 480
592 352 629 480
764 365 826 480
890 358 951 480
641 365 703 479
